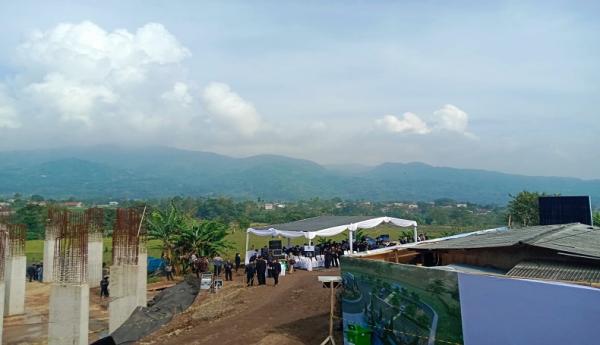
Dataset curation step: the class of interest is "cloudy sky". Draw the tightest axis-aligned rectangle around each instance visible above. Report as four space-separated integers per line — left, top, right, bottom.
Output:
0 1 598 179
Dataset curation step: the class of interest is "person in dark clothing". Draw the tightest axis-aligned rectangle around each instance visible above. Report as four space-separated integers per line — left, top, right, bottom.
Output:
224 260 233 281
100 276 110 298
324 249 332 269
235 253 241 273
27 265 36 282
255 256 267 285
245 262 256 286
332 249 339 267
270 260 282 286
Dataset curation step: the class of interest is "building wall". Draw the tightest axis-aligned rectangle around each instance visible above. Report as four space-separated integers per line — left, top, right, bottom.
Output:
432 245 592 271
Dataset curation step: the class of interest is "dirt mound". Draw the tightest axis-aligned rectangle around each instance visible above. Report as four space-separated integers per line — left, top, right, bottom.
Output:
139 269 343 345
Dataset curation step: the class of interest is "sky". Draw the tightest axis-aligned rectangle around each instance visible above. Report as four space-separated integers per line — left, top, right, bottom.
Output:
0 1 598 179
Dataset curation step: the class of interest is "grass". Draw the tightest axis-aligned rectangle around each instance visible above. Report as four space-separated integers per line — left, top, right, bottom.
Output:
25 224 486 264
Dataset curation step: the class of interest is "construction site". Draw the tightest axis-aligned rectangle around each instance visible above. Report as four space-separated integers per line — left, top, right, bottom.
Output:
0 207 340 345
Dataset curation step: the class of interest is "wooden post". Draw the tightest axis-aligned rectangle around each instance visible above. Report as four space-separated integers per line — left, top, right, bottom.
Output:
329 282 334 338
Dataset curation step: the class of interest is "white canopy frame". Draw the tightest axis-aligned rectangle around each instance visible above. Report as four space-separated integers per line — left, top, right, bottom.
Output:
245 216 418 263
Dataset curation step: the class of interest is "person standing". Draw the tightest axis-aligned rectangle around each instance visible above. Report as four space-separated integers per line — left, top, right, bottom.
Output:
27 264 36 282
165 262 174 281
235 253 241 273
245 261 256 286
255 256 267 285
100 276 110 298
224 259 233 281
332 247 339 267
213 255 223 277
324 248 332 269
36 263 43 281
271 260 282 286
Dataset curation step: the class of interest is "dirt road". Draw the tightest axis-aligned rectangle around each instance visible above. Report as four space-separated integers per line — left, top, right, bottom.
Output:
139 268 343 345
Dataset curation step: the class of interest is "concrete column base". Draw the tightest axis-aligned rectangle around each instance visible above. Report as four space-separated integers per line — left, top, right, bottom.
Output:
137 252 147 307
43 239 55 283
88 240 103 288
0 282 5 345
48 283 89 345
5 255 26 316
109 264 138 333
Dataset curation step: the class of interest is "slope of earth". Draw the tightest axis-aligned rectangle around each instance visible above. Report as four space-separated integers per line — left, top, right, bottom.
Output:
139 269 343 345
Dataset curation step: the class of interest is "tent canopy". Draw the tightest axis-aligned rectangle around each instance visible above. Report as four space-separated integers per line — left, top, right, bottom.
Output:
247 215 417 240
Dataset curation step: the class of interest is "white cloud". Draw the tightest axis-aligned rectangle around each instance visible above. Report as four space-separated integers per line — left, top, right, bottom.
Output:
5 21 200 138
26 73 117 124
376 104 476 138
202 82 262 137
0 87 21 129
17 21 190 84
161 82 193 107
434 104 474 137
376 113 431 134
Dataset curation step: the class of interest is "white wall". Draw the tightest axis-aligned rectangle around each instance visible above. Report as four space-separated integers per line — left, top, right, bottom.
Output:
43 239 55 283
459 273 600 345
4 255 26 316
87 239 103 287
48 284 89 345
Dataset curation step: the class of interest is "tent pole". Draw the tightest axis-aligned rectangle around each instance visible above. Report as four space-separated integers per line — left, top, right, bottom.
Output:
348 230 353 253
413 225 418 242
245 230 250 263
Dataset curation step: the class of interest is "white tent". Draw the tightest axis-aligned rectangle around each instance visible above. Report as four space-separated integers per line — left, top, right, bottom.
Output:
245 215 418 263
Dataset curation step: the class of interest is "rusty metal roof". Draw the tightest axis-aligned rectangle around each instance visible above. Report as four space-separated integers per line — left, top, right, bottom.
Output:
415 223 600 259
507 260 600 283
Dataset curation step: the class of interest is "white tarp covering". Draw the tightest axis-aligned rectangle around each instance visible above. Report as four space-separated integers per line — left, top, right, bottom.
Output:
247 216 417 240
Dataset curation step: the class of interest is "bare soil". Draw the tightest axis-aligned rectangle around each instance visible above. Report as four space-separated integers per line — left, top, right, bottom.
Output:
139 268 343 345
3 278 182 344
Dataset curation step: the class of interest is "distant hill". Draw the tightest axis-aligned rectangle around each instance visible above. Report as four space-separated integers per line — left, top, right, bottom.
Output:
0 146 598 205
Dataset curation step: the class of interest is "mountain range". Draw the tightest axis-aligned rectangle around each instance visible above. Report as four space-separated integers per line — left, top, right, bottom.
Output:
0 146 598 206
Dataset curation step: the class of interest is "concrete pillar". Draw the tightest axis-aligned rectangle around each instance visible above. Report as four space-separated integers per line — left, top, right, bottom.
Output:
4 255 26 316
43 238 55 283
109 264 138 333
48 283 89 345
0 282 5 345
136 250 147 307
87 237 103 288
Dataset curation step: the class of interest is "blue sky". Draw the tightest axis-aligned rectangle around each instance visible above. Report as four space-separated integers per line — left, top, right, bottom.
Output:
0 1 598 178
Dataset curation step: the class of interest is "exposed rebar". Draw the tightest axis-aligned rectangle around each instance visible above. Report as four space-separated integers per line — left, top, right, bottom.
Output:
51 210 89 284
112 208 143 265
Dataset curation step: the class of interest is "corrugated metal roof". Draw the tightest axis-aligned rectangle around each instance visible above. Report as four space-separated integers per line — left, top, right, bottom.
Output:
507 260 600 283
416 223 600 258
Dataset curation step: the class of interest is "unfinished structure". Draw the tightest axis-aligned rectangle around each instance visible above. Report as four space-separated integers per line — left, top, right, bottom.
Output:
109 208 145 333
43 207 61 283
48 210 89 345
0 228 7 344
137 230 148 307
4 223 26 316
86 208 104 288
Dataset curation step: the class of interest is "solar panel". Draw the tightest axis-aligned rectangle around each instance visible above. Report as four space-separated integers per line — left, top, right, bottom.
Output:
539 196 592 226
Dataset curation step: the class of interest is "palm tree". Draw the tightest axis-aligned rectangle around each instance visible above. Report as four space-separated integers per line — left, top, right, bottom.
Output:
176 219 233 257
146 202 185 259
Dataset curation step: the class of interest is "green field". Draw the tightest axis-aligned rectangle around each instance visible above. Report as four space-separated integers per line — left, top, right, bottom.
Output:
25 224 482 264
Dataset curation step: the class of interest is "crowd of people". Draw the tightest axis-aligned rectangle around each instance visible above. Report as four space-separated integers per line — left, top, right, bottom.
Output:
245 254 282 287
153 233 430 287
26 263 43 282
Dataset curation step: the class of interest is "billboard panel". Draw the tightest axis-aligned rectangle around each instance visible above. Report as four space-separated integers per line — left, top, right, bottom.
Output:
539 196 592 226
341 256 464 345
